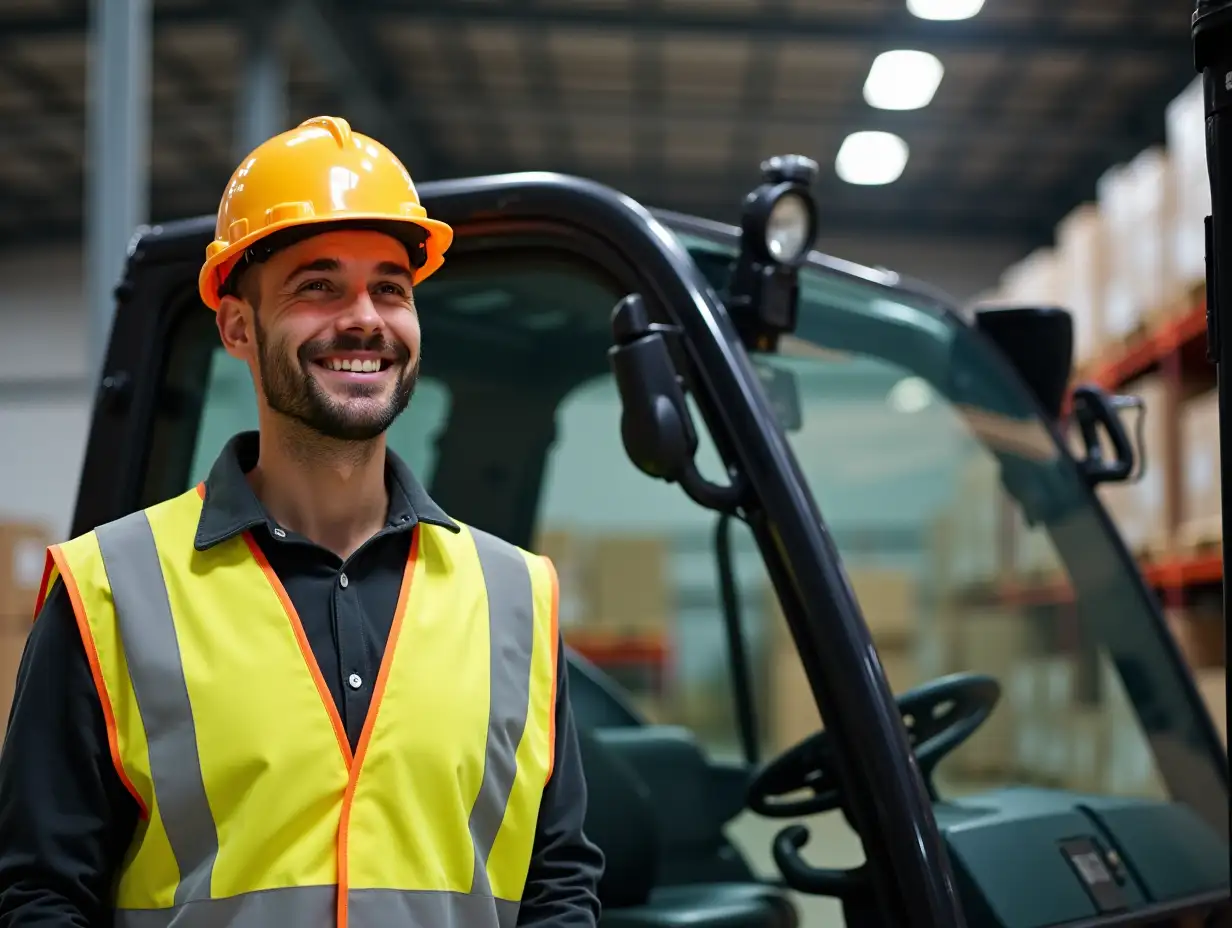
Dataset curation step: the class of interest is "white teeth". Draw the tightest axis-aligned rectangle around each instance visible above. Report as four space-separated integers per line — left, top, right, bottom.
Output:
324 358 383 372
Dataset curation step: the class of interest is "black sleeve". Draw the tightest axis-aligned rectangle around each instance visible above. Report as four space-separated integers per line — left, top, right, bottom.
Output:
516 642 604 927
0 580 140 926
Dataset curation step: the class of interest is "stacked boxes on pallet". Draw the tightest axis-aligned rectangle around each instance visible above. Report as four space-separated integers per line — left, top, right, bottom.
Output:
762 567 920 755
534 529 673 723
977 74 1225 762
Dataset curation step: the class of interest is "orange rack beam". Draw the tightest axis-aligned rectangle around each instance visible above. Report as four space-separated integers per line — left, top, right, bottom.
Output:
564 629 669 667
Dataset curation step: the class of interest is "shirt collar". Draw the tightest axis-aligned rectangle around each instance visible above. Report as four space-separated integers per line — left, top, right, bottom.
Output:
193 431 459 551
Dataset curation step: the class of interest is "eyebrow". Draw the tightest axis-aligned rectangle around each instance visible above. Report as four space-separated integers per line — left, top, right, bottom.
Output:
284 257 414 285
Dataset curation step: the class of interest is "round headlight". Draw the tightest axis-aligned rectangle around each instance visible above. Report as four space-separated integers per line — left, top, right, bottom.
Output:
764 192 813 263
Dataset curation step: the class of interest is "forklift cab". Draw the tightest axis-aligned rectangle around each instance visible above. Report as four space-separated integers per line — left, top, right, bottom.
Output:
77 166 1230 928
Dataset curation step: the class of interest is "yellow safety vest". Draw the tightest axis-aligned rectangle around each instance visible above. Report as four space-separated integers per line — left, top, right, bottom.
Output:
40 484 560 928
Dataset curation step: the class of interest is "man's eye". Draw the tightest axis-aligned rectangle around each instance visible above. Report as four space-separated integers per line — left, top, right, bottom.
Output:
375 283 408 297
298 279 333 293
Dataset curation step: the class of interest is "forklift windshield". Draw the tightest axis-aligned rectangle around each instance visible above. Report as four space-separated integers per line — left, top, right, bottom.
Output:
87 174 1228 927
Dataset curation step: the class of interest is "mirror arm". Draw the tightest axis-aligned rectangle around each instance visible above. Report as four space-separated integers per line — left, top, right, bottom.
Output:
609 293 748 515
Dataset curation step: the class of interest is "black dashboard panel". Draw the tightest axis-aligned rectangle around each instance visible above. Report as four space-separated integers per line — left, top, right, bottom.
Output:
935 788 1229 927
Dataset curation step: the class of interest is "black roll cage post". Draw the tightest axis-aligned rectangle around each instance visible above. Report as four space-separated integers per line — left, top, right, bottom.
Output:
82 173 966 928
1192 0 1232 644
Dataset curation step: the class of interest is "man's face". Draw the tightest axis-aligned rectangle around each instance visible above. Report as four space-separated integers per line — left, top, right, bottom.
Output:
216 229 421 442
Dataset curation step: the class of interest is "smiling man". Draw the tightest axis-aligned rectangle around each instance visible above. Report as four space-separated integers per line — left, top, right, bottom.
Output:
0 116 603 928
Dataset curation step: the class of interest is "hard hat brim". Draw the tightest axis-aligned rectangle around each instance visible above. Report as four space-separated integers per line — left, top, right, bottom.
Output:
198 213 454 311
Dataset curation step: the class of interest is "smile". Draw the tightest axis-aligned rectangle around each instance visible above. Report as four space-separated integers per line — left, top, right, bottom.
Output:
311 355 396 376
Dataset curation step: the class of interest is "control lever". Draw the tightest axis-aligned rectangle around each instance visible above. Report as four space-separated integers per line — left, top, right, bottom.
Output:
1070 384 1141 486
772 825 871 899
607 294 744 512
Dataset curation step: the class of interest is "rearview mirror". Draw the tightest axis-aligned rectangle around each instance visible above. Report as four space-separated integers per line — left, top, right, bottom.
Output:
973 305 1073 421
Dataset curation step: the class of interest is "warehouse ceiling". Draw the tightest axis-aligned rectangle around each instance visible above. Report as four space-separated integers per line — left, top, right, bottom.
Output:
0 0 1201 251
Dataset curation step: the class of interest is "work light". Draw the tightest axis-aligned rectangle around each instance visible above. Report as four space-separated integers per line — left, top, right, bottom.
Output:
725 154 820 350
741 155 819 268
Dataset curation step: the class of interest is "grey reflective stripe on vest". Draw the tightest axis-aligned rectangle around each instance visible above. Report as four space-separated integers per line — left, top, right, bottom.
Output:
467 528 537 896
96 511 220 907
116 886 521 928
96 515 539 920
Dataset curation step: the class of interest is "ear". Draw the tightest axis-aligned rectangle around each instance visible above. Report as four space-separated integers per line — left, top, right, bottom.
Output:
216 296 255 360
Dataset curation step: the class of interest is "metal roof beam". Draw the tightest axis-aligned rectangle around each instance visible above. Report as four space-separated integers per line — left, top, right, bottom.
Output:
286 0 441 178
1 100 1140 157
364 3 1187 57
396 104 1137 160
0 4 1188 56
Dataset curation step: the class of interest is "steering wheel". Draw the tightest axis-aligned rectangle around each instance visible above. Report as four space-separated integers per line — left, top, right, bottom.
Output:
748 671 1001 820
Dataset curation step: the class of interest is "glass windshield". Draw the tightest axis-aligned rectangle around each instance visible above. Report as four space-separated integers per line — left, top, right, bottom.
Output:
178 227 1226 845
673 228 1227 832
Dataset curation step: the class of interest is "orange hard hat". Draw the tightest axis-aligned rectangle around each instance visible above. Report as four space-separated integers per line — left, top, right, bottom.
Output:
198 115 453 310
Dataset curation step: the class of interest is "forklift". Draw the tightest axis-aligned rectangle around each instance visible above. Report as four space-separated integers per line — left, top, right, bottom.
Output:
74 147 1229 928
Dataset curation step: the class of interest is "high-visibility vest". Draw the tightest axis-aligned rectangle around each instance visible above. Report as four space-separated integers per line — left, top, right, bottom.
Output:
40 484 560 928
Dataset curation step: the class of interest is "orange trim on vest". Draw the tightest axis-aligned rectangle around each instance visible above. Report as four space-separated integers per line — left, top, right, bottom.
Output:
243 532 355 769
335 525 420 928
545 556 561 784
33 550 58 619
48 544 150 820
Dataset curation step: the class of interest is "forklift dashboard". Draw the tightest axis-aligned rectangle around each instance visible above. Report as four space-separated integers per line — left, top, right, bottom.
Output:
80 171 1229 928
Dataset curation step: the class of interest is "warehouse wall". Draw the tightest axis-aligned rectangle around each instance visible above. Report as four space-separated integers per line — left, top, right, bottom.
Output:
0 245 93 539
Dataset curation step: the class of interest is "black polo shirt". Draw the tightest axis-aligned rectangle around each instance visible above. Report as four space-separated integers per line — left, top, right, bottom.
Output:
0 432 602 927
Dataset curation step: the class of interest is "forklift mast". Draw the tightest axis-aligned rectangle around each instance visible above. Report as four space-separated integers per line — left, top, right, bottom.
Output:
1191 1 1232 631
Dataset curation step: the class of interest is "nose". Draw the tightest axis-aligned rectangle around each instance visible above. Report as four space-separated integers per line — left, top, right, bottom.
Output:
335 288 382 334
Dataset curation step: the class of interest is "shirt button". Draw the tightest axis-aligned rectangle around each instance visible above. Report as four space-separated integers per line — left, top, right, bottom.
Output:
272 527 286 538
348 673 363 690
339 573 349 589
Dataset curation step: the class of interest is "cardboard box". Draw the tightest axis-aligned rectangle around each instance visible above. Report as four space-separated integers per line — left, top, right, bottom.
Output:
1098 149 1179 338
954 612 1032 777
1195 668 1226 746
948 456 1003 587
763 566 918 648
1096 374 1172 553
1178 389 1221 545
0 522 51 619
1165 77 1211 290
588 536 670 633
847 568 917 648
1000 247 1061 308
767 638 919 754
533 530 671 633
1165 606 1225 670
1056 204 1109 367
769 640 821 752
0 618 31 730
533 530 593 629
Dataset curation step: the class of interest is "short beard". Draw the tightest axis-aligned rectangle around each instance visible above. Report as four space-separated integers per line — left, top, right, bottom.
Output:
253 312 418 446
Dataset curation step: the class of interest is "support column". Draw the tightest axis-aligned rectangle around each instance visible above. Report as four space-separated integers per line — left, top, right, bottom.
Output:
233 7 288 162
84 0 151 380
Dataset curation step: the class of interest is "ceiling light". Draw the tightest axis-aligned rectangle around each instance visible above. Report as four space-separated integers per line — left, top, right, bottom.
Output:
906 0 985 20
864 50 944 110
835 132 909 186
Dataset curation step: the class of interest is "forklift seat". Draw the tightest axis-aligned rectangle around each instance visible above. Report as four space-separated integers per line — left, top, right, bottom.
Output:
577 727 798 928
